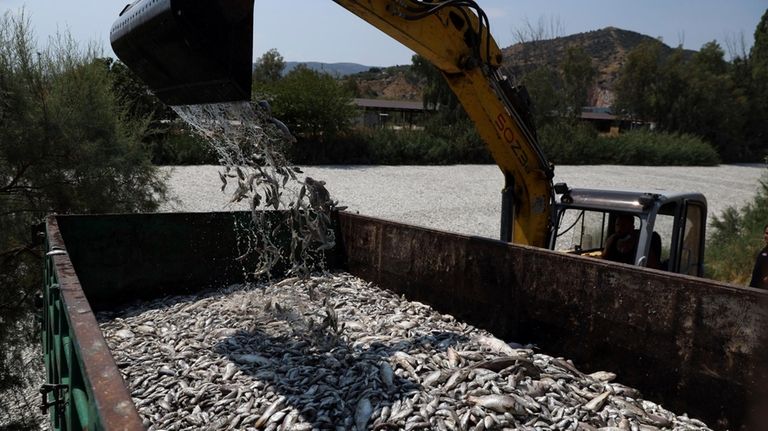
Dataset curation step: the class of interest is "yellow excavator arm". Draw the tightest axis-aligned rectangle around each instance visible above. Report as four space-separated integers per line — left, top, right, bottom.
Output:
110 0 555 247
330 1 554 246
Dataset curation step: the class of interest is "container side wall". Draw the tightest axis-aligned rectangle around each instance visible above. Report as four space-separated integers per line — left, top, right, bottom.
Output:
337 212 768 429
54 211 338 311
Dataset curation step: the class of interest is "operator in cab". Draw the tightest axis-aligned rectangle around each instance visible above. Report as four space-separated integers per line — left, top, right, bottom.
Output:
602 214 639 265
602 213 663 269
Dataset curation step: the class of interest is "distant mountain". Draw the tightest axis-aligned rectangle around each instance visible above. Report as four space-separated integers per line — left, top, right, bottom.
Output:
282 61 379 77
502 27 696 107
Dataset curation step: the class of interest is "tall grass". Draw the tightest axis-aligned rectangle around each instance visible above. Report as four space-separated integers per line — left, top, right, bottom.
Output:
706 170 768 284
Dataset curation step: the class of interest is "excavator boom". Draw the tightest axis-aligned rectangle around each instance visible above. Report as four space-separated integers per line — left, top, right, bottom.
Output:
111 0 555 247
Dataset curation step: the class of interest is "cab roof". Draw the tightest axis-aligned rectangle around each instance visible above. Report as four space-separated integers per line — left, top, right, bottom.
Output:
557 188 707 214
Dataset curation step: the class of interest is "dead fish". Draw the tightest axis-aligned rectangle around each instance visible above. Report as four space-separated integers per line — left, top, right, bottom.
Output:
355 397 373 430
422 370 444 387
446 347 460 368
304 177 331 211
443 369 468 391
134 325 155 334
223 363 238 381
254 396 285 428
474 335 521 356
379 362 394 388
642 413 672 428
584 391 610 412
472 355 528 372
467 395 526 415
589 371 617 382
552 357 584 377
230 179 249 203
218 170 227 191
98 271 712 431
115 329 135 339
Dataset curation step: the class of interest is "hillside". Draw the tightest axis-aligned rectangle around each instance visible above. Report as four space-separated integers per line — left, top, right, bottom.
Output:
347 65 424 101
283 61 376 77
502 27 695 107
334 27 695 107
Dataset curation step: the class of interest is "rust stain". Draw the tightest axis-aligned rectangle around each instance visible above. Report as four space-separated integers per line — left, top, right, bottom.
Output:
46 216 145 430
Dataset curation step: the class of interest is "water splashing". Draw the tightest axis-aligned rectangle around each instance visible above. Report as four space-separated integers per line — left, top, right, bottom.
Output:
172 101 339 279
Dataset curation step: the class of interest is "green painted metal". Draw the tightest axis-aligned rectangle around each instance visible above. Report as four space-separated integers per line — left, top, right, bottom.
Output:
42 242 98 430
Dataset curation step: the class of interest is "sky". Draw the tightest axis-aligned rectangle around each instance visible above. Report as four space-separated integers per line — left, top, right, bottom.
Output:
0 0 765 66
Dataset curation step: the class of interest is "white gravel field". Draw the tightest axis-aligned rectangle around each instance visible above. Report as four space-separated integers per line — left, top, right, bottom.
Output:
161 164 765 240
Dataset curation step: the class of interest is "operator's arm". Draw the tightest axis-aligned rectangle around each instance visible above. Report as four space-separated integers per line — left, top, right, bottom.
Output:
333 1 554 247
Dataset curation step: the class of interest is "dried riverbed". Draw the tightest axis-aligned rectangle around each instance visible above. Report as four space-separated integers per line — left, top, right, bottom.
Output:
99 273 711 430
161 164 765 240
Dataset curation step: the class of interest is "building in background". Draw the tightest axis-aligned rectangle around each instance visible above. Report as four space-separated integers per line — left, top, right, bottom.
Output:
353 98 434 129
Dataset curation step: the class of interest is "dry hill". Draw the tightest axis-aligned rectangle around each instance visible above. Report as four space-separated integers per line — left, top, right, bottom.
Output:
502 27 694 107
346 27 695 108
348 66 424 101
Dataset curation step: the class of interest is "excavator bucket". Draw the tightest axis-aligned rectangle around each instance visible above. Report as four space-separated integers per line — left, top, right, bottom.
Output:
110 0 255 106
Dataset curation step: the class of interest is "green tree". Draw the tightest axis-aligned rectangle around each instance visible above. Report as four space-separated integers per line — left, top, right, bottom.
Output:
341 76 361 98
411 54 462 119
751 10 768 68
267 65 355 141
614 31 767 162
747 10 768 159
522 66 561 126
253 48 285 85
651 47 689 132
0 12 167 428
560 46 596 118
101 58 173 125
678 42 748 160
613 39 665 123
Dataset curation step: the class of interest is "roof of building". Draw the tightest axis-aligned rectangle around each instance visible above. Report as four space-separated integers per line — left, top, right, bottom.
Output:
580 111 618 121
353 98 431 111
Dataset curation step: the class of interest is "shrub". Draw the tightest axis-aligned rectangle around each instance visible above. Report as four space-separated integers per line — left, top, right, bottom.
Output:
603 130 720 166
706 170 768 283
147 128 217 165
289 124 492 166
538 122 602 165
540 127 720 166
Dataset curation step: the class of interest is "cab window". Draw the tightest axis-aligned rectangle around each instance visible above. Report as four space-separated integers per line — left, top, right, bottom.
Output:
554 209 639 256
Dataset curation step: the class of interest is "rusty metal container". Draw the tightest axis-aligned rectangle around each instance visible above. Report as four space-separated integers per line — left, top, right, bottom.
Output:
42 211 767 430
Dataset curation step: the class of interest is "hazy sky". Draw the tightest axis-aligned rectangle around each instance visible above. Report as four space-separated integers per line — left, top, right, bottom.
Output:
1 0 765 66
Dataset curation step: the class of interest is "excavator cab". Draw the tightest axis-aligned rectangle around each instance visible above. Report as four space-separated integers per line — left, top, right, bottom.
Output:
550 186 707 276
110 0 255 105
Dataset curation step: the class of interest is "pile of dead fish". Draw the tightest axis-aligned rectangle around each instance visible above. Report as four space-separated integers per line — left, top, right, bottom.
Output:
98 273 711 431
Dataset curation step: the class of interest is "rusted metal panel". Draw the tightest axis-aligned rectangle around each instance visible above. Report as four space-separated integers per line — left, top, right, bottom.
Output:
45 215 145 430
337 212 767 429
